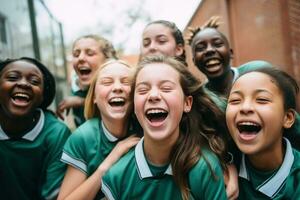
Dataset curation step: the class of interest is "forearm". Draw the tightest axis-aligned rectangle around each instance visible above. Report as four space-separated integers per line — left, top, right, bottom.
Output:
62 167 105 200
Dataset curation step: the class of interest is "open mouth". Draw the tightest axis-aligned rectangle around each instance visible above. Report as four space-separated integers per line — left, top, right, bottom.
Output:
146 109 168 123
109 97 126 107
78 67 92 76
237 122 261 135
11 93 30 104
205 59 221 67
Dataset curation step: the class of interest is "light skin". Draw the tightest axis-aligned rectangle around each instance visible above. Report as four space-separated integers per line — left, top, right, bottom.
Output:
134 63 192 165
56 37 106 120
58 63 140 200
226 72 295 171
141 23 183 58
0 61 43 137
72 38 106 88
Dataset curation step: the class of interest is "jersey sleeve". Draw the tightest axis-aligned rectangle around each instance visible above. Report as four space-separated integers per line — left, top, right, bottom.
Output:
61 127 88 174
101 170 120 200
189 151 227 200
41 118 71 200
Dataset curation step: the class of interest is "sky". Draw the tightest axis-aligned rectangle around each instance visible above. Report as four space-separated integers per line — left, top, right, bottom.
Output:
45 0 201 54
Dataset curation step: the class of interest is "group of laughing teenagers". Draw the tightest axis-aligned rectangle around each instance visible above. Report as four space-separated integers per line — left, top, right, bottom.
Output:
1 16 300 200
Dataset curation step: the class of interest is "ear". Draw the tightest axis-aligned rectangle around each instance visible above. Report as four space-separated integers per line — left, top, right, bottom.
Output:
175 44 184 57
283 109 296 129
230 49 234 59
184 96 193 113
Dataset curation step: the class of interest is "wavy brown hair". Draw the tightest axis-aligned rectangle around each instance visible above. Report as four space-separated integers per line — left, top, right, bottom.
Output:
132 55 228 200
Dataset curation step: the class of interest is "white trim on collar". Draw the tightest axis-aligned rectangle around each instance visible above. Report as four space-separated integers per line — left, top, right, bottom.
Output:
101 121 118 142
0 109 44 141
239 138 294 198
135 137 172 179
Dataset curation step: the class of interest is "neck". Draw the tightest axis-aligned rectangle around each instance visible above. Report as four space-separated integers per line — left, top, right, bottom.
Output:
208 69 234 96
247 138 284 171
102 118 128 139
143 131 179 166
0 110 40 138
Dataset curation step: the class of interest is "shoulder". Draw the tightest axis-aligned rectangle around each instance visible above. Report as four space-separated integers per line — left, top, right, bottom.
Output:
73 118 100 136
190 149 223 175
189 149 226 199
105 149 135 178
291 149 300 173
101 149 135 198
43 110 71 138
67 118 100 143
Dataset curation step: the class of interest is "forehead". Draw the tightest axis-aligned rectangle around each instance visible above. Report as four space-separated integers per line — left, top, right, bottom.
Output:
98 63 131 77
232 72 279 92
143 24 173 38
73 38 100 49
1 60 42 76
137 63 179 82
193 28 227 43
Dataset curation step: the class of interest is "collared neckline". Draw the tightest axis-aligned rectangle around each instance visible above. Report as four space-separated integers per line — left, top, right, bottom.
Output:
239 138 294 198
0 109 45 141
135 137 172 179
101 121 118 142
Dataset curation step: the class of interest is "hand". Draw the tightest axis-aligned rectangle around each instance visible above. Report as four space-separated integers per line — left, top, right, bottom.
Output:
98 135 140 173
56 96 85 120
224 164 239 200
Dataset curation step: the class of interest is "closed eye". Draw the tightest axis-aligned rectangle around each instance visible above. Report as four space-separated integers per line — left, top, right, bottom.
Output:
228 98 241 104
256 98 270 104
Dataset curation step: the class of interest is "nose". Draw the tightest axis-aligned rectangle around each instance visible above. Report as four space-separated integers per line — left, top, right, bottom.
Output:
240 99 254 114
78 52 86 61
17 78 30 88
148 87 161 102
205 44 216 56
112 80 123 93
149 43 158 53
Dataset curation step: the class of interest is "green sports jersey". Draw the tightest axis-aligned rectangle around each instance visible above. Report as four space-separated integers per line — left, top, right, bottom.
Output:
102 138 227 200
72 89 88 127
61 118 118 199
0 110 71 200
238 138 300 199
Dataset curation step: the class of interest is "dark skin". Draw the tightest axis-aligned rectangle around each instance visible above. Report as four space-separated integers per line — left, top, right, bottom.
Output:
0 61 43 138
191 28 234 96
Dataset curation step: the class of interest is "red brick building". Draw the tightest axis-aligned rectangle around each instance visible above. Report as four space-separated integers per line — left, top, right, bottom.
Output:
184 0 300 86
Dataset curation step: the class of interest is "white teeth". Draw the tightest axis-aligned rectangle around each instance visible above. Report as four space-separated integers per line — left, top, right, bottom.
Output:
14 93 29 99
146 109 167 114
206 59 220 65
79 67 91 71
110 97 125 103
238 122 259 126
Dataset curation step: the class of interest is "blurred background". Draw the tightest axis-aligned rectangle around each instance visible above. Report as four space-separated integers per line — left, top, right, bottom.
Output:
0 0 299 110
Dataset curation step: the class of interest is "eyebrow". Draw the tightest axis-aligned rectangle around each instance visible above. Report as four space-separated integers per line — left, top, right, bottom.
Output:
135 80 176 87
230 89 273 96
